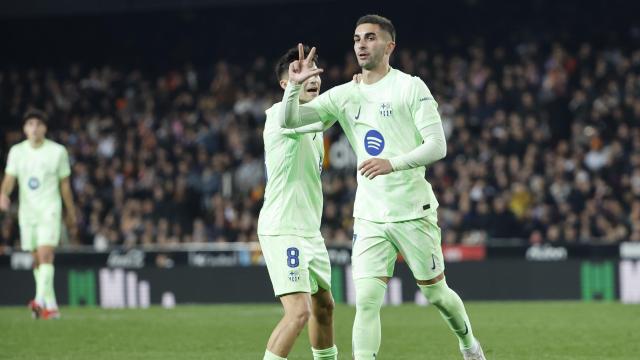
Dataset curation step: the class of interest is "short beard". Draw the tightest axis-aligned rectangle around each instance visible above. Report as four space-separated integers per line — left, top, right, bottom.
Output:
360 56 380 71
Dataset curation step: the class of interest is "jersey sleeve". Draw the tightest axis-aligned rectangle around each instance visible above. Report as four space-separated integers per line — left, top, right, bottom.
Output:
303 87 342 124
4 146 18 176
57 147 71 179
410 77 442 131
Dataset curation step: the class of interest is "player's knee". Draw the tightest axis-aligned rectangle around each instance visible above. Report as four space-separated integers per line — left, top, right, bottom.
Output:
420 281 449 307
324 296 335 315
355 291 383 313
294 307 312 328
37 248 54 264
313 296 335 323
286 304 312 328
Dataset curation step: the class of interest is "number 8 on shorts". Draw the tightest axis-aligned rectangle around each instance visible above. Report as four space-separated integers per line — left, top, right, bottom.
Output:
286 247 300 268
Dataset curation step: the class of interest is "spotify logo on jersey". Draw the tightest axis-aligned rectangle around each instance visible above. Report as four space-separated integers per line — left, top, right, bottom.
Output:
364 129 385 156
28 177 40 190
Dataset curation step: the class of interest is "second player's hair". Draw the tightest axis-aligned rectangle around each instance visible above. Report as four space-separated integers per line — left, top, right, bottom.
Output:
22 109 49 125
274 44 319 81
356 14 396 42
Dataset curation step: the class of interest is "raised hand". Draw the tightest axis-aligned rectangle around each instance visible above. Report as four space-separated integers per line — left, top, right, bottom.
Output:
288 43 324 85
359 158 393 180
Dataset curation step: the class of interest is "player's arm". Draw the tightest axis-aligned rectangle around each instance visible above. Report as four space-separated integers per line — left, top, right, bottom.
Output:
0 174 16 211
388 123 446 170
282 121 330 135
359 78 446 179
279 44 337 129
388 77 446 170
1 147 18 211
57 149 77 238
359 124 446 179
60 177 76 221
60 176 78 240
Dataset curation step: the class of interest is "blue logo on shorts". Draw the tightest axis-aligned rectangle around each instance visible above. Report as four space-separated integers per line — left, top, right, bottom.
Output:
288 270 300 282
28 177 40 190
364 130 385 156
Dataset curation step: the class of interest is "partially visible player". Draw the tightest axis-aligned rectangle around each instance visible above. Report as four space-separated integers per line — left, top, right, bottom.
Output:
279 15 487 360
0 109 77 319
256 46 338 360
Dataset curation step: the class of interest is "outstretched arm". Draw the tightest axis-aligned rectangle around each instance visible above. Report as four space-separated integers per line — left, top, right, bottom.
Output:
282 121 330 135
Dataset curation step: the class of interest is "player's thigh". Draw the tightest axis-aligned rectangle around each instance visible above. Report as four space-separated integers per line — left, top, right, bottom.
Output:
35 219 61 249
259 234 312 296
307 235 332 295
19 224 36 252
388 216 444 281
351 218 397 280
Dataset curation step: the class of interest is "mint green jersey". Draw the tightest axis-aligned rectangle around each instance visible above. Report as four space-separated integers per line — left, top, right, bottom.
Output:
306 68 441 222
257 102 324 237
4 139 71 225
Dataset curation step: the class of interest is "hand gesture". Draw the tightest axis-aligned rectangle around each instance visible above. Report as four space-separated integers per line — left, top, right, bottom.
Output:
0 194 10 212
359 158 393 180
288 43 324 85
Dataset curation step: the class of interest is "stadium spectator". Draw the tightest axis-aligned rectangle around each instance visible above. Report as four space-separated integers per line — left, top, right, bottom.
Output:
2 37 640 248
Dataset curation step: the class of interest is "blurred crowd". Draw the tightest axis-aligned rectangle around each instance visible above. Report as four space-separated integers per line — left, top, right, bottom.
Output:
1 37 640 250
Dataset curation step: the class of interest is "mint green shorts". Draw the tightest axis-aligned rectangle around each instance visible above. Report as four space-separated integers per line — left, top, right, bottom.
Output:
20 219 61 252
351 215 444 281
259 234 332 297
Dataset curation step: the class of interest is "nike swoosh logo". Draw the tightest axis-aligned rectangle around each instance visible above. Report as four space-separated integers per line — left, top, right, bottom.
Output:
355 106 361 120
462 322 469 335
431 254 436 270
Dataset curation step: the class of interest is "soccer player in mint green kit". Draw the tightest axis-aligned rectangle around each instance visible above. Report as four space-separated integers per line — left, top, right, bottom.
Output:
257 45 338 360
1 109 77 320
279 15 487 360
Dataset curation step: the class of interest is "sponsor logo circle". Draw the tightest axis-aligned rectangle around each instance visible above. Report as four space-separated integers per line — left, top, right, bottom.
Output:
28 177 40 190
364 129 385 156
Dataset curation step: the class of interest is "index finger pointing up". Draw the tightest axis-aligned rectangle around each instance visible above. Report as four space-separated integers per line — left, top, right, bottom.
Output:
298 43 305 62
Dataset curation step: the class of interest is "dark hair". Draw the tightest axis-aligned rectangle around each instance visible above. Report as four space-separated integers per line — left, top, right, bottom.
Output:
356 14 396 42
274 44 319 81
22 109 48 125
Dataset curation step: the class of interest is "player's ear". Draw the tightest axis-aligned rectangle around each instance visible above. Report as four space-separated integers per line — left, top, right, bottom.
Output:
279 79 288 90
385 41 396 56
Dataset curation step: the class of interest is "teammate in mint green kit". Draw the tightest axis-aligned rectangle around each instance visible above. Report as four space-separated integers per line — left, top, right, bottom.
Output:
1 109 77 320
280 15 487 360
257 45 338 360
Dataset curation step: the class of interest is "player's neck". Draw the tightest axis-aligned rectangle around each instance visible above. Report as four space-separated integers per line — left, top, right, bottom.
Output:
28 138 45 148
361 64 391 85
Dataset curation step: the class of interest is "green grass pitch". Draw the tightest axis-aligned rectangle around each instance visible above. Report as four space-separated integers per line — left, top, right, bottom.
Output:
1 302 638 359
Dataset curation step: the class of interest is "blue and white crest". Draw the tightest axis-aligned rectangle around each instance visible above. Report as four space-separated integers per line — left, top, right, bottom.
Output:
28 177 40 190
288 270 300 282
379 102 392 117
364 130 385 156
